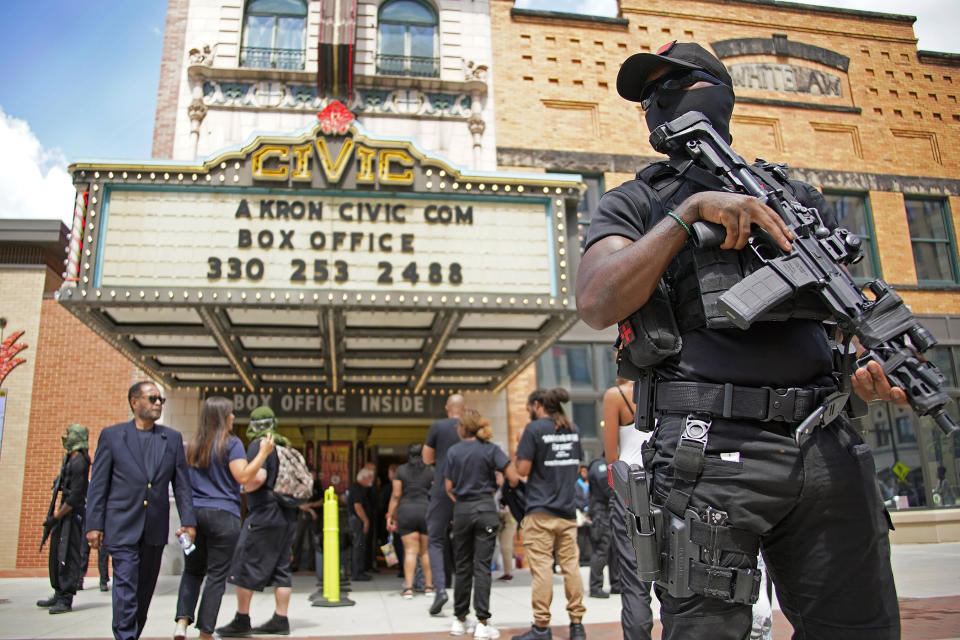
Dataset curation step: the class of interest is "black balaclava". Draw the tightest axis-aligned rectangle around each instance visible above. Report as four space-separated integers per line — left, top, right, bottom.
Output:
644 82 736 150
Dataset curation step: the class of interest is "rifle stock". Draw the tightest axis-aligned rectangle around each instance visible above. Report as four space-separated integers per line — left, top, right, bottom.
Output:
650 112 959 436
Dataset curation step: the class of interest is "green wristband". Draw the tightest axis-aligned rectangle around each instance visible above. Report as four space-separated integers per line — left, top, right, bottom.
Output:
666 211 692 237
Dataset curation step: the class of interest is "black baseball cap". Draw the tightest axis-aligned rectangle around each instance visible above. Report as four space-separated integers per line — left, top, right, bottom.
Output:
617 41 732 103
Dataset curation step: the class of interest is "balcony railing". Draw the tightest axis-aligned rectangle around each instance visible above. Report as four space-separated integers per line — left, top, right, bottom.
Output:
240 47 305 71
376 54 440 78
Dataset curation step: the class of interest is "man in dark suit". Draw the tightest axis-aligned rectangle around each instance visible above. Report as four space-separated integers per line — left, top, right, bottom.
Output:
85 381 196 640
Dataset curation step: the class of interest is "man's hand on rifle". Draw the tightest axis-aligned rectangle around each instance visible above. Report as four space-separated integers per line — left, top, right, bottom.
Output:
676 191 794 251
852 360 909 408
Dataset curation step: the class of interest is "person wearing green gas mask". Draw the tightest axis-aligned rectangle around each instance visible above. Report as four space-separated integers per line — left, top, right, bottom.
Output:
218 405 298 638
37 423 91 615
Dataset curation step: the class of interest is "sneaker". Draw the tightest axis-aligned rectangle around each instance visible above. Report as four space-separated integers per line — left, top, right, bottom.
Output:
99 581 110 592
474 621 501 639
510 626 552 640
251 613 290 635
215 612 252 638
36 595 57 608
589 589 610 599
49 601 72 615
451 618 468 636
429 589 449 615
569 622 586 640
174 620 188 640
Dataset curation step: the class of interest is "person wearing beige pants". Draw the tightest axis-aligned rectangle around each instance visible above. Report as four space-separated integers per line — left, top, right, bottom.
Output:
497 506 517 580
520 513 585 627
512 388 587 640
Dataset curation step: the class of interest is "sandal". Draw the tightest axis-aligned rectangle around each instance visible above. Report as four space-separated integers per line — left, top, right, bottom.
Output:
425 587 436 595
401 587 415 600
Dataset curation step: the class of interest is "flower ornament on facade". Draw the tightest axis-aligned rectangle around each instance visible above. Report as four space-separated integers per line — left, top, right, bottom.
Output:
318 100 355 135
0 330 27 387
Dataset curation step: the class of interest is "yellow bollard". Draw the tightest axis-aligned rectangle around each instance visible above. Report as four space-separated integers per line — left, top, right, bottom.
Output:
312 486 355 607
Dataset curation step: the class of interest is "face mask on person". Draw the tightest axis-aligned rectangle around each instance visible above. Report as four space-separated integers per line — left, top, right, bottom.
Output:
61 423 88 453
644 82 736 147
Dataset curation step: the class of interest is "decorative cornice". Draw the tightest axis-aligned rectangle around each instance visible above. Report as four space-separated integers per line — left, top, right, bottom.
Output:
200 80 474 120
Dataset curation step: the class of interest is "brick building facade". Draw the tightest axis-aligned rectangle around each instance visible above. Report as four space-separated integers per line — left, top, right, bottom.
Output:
488 0 960 535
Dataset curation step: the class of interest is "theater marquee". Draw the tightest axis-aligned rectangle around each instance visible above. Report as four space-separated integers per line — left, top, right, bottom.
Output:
58 103 584 399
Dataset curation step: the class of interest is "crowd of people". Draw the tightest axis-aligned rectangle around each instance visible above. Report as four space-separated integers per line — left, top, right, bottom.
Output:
41 382 656 640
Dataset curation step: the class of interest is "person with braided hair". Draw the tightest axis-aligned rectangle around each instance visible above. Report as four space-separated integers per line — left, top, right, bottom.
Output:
513 388 587 640
444 410 521 639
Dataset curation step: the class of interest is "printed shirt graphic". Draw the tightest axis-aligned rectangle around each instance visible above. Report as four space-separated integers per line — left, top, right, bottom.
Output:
516 417 582 519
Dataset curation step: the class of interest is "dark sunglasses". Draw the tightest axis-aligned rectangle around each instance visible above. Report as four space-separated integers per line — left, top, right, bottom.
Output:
140 394 166 405
640 69 723 110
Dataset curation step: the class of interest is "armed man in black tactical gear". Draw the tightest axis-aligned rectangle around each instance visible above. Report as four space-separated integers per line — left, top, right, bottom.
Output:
577 42 906 640
38 423 91 614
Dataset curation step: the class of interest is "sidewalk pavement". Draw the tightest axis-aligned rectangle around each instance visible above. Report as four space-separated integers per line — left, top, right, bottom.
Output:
0 542 957 639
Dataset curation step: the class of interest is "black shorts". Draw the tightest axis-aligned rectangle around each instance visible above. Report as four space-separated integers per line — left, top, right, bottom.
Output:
227 518 296 591
396 500 428 537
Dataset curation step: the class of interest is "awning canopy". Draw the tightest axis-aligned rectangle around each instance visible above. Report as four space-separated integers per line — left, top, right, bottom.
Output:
59 105 583 395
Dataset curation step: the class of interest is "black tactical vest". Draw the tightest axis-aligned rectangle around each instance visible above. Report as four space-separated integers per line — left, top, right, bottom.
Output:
637 161 831 334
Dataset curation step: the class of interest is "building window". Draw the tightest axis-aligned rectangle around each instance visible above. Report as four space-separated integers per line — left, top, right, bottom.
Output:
537 343 619 455
377 0 439 78
822 191 880 281
905 197 959 284
240 0 307 70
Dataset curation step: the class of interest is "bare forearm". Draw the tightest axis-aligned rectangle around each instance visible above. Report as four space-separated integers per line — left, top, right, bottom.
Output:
576 217 688 329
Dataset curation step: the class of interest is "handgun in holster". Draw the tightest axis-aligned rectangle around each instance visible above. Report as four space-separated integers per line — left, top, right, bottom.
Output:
610 460 662 582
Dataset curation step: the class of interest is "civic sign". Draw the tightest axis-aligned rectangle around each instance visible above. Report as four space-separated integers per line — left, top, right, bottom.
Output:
63 104 583 305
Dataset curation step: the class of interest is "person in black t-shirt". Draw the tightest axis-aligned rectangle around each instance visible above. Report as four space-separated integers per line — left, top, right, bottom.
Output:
513 388 586 640
346 468 375 581
576 42 905 640
421 393 465 614
386 444 435 598
217 407 298 637
445 410 520 640
38 423 90 615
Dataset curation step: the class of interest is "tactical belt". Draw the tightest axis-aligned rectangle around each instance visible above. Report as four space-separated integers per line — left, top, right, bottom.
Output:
655 381 836 424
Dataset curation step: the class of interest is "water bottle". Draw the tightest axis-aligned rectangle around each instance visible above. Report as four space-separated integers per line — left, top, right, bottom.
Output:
178 532 196 555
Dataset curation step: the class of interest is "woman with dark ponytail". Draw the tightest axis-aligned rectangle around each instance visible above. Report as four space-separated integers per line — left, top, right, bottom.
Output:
386 443 434 599
174 397 274 640
514 387 587 640
444 410 520 639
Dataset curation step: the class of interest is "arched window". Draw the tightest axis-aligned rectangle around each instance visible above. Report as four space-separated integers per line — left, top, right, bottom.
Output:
240 0 307 70
377 0 439 77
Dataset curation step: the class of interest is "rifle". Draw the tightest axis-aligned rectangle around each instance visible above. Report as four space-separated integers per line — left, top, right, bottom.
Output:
648 111 959 437
39 454 68 551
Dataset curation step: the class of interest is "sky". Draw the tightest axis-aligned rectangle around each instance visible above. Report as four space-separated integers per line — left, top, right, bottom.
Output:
0 1 956 224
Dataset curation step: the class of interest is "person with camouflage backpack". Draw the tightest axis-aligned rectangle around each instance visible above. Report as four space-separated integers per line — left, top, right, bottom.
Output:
217 406 300 637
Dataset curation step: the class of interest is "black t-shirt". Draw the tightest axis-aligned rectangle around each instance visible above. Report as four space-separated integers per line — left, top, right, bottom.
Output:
444 440 510 501
61 452 90 514
587 458 612 510
347 482 367 519
583 172 835 388
516 418 582 519
425 417 461 498
395 462 433 503
244 439 295 526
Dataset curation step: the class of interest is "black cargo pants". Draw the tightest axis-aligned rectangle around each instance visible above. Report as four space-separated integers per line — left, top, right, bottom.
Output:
451 498 499 622
648 413 900 640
